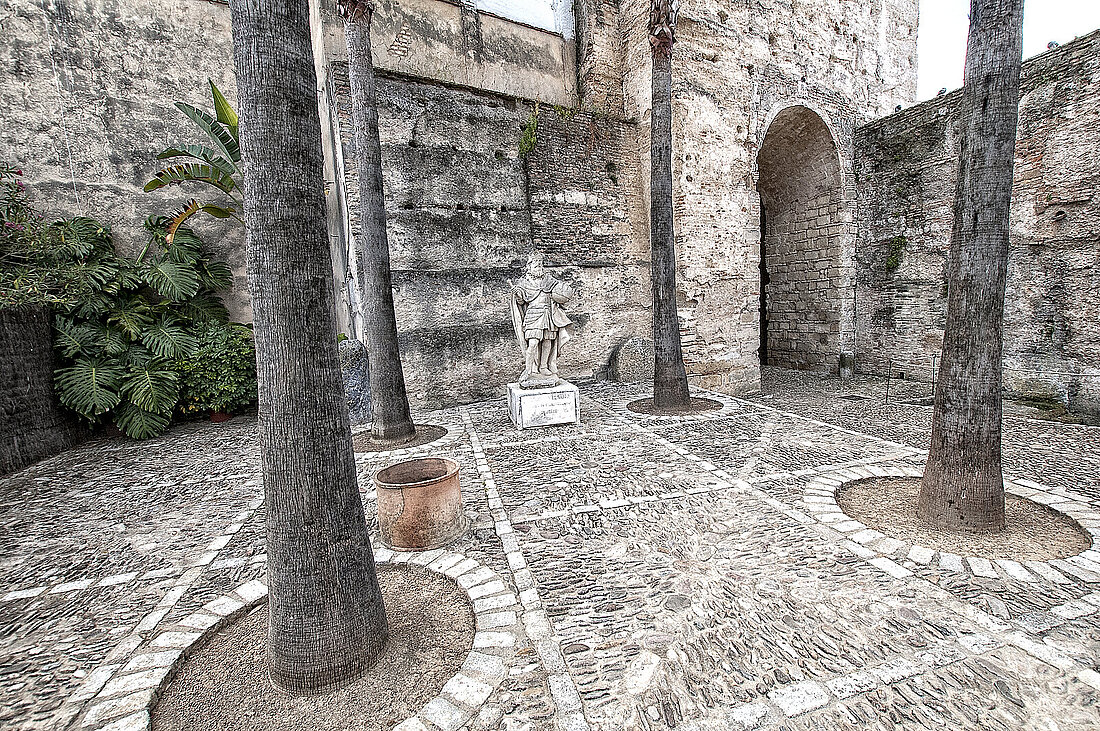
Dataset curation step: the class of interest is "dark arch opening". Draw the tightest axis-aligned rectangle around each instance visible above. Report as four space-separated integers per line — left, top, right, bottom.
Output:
756 106 845 372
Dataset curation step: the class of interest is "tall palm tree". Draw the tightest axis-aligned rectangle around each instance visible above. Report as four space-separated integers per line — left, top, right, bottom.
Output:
919 0 1024 532
227 0 388 692
649 0 691 409
339 0 416 443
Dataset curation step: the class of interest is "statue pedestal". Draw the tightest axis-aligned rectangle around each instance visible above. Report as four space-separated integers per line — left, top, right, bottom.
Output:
507 381 580 430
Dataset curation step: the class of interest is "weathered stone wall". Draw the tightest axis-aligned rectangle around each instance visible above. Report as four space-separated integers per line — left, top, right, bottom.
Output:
329 68 651 407
0 0 250 322
0 308 82 475
605 0 917 391
854 29 1100 418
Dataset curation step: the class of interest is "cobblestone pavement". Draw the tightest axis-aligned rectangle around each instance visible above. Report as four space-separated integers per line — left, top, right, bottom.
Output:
2 369 1099 730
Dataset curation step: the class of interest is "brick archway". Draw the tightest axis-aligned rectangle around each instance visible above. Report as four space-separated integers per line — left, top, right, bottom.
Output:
756 105 846 372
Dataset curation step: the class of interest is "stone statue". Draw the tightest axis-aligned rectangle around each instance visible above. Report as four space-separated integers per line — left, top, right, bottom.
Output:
510 254 575 388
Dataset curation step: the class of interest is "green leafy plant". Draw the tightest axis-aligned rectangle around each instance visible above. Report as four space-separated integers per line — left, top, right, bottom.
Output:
145 80 242 240
519 101 541 157
173 320 257 416
52 217 235 439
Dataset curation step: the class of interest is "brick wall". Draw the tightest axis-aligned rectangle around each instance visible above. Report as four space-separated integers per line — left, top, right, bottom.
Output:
0 308 82 475
854 29 1100 418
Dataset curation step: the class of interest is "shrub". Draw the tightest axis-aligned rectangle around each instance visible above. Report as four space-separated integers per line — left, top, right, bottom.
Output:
174 321 257 416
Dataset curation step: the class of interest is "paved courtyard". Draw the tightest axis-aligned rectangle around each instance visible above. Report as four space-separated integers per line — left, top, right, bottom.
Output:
2 368 1100 731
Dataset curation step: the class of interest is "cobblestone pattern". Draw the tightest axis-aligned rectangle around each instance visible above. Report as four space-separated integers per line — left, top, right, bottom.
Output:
3 371 1100 730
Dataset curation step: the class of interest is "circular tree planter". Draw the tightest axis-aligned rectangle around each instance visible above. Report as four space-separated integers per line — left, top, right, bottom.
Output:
375 457 467 550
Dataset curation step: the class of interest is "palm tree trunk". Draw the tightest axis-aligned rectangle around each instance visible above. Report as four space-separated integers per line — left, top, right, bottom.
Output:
649 4 690 409
343 6 416 442
228 0 388 692
918 0 1024 532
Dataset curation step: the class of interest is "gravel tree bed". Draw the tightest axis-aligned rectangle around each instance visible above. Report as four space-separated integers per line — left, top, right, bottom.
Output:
838 477 1092 560
626 397 723 416
353 424 449 453
153 563 474 731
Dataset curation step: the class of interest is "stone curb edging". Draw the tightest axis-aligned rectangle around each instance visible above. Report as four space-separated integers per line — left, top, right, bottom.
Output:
799 464 1100 586
610 389 741 422
352 420 465 461
74 549 519 731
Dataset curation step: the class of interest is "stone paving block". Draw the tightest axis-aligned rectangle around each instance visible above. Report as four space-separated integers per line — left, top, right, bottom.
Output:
1051 559 1100 583
2 586 46 601
850 529 886 546
1008 632 1076 671
151 631 202 649
870 536 907 555
178 612 220 630
1051 599 1097 620
472 593 518 613
69 665 122 703
408 548 446 567
98 668 165 699
133 607 170 634
467 580 507 600
768 681 830 716
825 671 876 699
473 631 515 649
421 697 464 731
442 673 493 708
1024 560 1072 584
97 572 139 588
461 652 506 683
868 557 912 579
957 633 1000 654
907 545 935 564
82 689 152 726
842 540 876 559
833 520 864 533
50 579 93 594
1079 669 1100 692
204 595 245 617
234 579 267 603
442 557 478 578
122 650 181 674
938 553 965 573
457 566 495 588
871 657 925 684
918 645 965 667
994 559 1037 583
966 557 999 579
724 702 770 729
1016 611 1064 634
548 673 583 712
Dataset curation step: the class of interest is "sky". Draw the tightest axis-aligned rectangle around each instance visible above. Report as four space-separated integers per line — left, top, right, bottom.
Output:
918 0 1100 100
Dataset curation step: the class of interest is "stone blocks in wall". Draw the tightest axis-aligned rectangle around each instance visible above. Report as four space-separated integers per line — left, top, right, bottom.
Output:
0 308 82 475
854 30 1100 416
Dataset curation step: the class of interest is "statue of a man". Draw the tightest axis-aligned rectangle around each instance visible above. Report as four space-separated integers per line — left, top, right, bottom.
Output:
510 254 575 387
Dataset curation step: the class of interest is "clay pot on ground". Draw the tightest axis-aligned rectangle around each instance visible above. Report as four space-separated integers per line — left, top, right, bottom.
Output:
374 457 466 550
210 411 231 423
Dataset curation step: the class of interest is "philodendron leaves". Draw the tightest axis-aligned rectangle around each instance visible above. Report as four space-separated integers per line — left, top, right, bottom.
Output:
142 317 198 359
142 257 201 302
120 361 179 414
113 402 172 440
56 358 124 417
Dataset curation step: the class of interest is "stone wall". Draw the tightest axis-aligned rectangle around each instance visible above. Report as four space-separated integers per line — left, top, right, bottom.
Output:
854 29 1100 418
0 0 251 322
0 308 82 475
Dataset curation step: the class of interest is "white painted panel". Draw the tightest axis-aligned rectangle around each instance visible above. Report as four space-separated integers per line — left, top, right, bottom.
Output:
476 0 573 37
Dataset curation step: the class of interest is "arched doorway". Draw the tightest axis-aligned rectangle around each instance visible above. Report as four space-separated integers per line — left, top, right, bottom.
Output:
756 105 846 372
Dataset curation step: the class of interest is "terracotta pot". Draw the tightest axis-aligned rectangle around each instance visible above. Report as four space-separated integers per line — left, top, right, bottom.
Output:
374 457 466 550
210 411 231 423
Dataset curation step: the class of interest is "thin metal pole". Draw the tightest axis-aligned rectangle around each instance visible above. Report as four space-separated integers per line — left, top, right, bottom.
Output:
885 357 892 405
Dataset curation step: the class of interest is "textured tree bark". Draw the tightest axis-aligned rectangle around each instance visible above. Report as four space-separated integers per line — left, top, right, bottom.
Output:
919 0 1024 532
649 1 691 409
343 4 416 443
228 0 389 693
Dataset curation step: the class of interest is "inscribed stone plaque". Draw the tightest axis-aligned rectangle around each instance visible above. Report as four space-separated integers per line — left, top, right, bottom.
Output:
507 381 580 429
